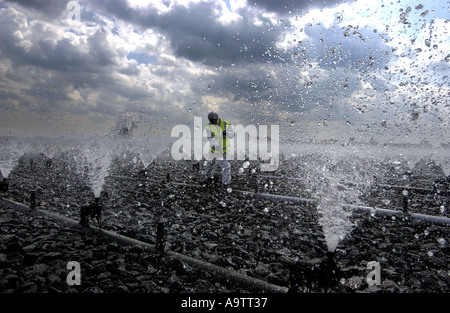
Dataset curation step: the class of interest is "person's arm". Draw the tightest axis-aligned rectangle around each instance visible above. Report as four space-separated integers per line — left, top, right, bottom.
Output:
224 123 234 139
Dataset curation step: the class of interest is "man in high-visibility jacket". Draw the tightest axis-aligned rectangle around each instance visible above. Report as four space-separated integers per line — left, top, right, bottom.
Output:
204 112 233 186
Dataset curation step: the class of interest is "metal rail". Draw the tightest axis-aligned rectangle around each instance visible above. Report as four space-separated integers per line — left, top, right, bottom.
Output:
238 174 442 194
107 175 450 226
0 197 288 293
233 190 450 226
109 174 439 193
236 191 450 227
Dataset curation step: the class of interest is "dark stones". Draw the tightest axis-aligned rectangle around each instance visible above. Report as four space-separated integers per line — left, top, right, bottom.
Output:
0 253 9 268
0 274 19 290
6 241 23 253
23 253 39 266
38 251 63 262
18 282 38 293
2 150 450 294
112 285 129 293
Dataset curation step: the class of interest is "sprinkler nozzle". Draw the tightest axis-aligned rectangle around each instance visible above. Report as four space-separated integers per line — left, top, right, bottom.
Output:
0 178 8 193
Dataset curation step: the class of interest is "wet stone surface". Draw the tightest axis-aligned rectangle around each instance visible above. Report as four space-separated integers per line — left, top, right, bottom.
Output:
1 150 449 293
0 207 250 293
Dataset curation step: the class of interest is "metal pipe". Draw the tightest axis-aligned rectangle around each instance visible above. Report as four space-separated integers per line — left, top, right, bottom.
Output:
340 203 450 226
0 197 288 293
236 190 318 206
234 190 450 226
238 174 440 194
249 191 450 226
108 176 450 226
111 174 445 194
238 174 304 182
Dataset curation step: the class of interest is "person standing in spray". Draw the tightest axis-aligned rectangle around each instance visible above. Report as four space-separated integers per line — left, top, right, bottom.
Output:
204 112 233 186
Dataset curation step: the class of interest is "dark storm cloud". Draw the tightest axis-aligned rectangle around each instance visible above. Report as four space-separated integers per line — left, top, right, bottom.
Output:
90 0 282 66
0 89 25 109
0 6 155 121
86 0 394 121
0 8 119 73
203 20 392 117
249 0 347 14
0 1 392 111
2 0 435 140
3 0 69 19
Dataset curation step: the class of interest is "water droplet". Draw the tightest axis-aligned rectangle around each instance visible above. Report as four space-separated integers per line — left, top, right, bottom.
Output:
238 167 244 174
424 229 430 236
243 161 250 168
227 187 232 194
437 238 446 246
427 251 434 257
263 207 270 213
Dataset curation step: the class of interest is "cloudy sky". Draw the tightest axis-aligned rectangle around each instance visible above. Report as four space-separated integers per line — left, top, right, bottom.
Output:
0 0 448 145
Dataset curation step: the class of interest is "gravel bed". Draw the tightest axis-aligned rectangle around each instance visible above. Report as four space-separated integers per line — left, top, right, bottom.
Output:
1 150 449 293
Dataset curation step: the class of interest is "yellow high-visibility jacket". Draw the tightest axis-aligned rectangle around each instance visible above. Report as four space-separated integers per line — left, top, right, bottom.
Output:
205 118 231 153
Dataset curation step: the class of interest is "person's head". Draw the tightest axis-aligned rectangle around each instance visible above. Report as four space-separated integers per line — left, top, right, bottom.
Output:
208 112 219 125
